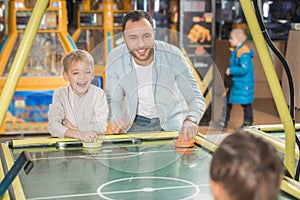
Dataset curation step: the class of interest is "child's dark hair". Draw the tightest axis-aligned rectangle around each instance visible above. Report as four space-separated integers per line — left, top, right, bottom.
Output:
122 10 154 32
62 49 94 72
210 130 283 200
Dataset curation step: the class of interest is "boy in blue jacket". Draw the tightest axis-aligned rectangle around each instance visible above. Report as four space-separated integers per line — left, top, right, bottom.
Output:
224 28 255 129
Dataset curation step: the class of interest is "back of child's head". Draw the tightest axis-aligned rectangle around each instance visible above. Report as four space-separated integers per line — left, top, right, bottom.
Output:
62 49 94 72
210 130 283 200
231 28 247 43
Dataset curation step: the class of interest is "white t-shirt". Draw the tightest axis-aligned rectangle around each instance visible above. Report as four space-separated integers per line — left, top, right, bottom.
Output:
133 59 158 118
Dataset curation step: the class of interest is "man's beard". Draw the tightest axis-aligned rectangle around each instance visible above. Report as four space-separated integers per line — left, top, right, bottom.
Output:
129 47 154 65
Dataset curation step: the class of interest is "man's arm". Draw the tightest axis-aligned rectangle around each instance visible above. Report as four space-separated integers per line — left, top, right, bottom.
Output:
105 47 132 133
174 52 206 122
172 50 206 140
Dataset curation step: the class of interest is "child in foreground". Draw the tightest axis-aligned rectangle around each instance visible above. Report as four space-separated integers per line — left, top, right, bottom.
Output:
210 130 283 200
48 49 108 143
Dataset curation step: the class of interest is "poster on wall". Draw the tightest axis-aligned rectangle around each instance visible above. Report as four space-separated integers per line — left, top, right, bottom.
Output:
179 0 216 124
180 0 214 57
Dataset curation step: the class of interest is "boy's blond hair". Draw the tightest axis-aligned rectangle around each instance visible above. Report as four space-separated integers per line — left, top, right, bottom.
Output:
62 49 94 72
231 28 247 43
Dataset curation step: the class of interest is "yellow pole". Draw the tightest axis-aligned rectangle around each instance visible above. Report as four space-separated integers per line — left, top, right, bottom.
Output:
71 28 82 42
239 0 295 177
0 0 49 129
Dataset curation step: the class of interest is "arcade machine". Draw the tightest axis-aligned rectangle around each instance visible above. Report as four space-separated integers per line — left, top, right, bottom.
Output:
72 0 131 83
179 0 216 125
0 0 76 134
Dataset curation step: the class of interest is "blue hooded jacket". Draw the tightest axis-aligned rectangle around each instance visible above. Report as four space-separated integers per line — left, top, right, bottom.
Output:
228 43 255 105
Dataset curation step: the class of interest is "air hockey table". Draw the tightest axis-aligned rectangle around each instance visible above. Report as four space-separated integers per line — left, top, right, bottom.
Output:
0 130 298 200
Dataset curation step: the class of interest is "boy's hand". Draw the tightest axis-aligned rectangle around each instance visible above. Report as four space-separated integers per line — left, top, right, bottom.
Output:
112 119 131 133
226 68 230 76
78 131 97 143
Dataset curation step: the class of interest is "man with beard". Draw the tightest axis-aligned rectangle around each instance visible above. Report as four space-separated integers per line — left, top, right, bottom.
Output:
105 10 205 142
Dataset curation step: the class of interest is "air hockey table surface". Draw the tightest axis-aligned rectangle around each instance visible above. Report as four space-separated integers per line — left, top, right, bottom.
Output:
0 131 297 199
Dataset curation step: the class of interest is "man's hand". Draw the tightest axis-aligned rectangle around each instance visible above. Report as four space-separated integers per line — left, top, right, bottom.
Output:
179 118 198 142
112 118 131 134
188 24 211 43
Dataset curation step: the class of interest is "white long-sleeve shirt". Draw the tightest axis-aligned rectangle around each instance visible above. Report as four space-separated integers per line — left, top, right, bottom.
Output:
48 85 108 138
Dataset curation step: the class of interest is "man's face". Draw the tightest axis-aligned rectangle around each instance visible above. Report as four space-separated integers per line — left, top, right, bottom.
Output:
63 61 94 96
123 18 155 66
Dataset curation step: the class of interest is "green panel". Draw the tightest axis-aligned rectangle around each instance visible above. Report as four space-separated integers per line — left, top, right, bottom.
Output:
11 138 296 199
13 142 212 199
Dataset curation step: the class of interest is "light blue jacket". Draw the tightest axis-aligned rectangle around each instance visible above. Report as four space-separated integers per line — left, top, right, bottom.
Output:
105 40 206 131
229 43 255 104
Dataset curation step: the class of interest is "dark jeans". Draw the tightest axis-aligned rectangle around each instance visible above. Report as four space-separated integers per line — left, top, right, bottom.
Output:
128 115 163 132
226 103 253 125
